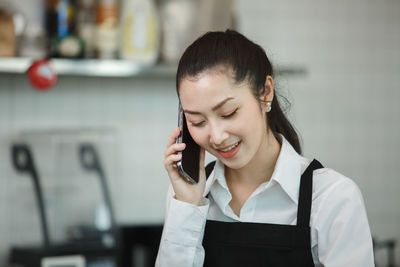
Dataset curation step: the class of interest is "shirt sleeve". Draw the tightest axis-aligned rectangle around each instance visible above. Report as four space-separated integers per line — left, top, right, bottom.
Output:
314 177 375 267
155 185 210 267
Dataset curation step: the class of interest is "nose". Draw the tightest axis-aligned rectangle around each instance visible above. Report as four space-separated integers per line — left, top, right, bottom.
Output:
209 122 229 147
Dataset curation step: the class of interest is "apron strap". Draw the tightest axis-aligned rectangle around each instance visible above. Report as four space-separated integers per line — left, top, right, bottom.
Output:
205 159 324 228
205 161 216 180
297 159 324 227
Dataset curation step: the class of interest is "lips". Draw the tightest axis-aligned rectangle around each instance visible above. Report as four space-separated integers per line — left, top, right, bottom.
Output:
216 141 242 158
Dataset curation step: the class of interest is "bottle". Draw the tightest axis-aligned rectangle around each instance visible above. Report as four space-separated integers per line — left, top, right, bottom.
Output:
160 0 197 63
0 8 16 57
77 0 96 58
19 24 47 59
95 0 119 59
45 0 59 56
119 0 160 64
45 0 84 58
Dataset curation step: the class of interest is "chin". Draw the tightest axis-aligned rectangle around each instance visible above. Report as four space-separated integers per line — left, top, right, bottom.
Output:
219 155 250 170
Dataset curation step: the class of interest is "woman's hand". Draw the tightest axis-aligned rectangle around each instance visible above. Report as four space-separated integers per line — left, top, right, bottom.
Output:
164 127 206 205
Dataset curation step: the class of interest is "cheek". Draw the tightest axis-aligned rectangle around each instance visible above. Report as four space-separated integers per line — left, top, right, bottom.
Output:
188 127 208 147
238 107 266 138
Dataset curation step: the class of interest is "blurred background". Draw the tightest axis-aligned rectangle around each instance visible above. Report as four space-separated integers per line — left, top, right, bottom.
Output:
0 0 399 266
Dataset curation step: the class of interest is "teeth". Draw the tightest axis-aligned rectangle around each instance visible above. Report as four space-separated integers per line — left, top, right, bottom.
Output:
221 141 240 152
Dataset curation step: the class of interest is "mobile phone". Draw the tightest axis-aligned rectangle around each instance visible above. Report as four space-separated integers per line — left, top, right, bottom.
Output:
176 102 200 184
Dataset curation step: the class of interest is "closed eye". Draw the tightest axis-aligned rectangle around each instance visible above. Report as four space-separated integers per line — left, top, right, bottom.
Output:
191 121 205 127
222 108 238 118
191 108 238 127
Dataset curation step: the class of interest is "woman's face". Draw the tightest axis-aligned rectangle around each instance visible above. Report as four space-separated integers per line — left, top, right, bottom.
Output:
179 69 270 170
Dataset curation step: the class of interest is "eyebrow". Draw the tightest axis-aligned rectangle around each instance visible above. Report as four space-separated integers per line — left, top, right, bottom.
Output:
184 97 235 115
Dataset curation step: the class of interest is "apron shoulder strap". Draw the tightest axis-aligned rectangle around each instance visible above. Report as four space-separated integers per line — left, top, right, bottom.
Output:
205 161 216 180
297 159 324 227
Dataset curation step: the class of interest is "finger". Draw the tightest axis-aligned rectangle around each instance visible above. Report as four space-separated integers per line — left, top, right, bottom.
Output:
165 143 186 157
199 147 205 169
198 148 206 183
164 153 182 172
166 127 181 148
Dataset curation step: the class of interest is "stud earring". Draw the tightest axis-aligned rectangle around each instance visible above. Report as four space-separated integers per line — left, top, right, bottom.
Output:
266 101 272 113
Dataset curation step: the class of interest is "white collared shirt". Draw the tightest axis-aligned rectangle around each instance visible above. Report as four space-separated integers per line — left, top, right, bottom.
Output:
155 136 375 267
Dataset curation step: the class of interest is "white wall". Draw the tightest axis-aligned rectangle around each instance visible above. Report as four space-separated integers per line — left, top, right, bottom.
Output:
0 76 178 265
0 0 399 265
236 0 400 264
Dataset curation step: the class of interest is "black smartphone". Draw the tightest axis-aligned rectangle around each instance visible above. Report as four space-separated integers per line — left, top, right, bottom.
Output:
176 102 201 184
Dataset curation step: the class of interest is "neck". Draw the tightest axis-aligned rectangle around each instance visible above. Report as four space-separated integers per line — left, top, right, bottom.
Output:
226 131 282 187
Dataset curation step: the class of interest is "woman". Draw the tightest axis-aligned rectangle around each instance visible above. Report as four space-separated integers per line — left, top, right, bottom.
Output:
156 30 374 267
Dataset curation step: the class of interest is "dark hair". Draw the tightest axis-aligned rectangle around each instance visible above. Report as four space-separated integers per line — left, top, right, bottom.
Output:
176 29 302 154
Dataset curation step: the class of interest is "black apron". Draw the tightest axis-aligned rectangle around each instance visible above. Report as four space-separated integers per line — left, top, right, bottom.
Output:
202 159 323 267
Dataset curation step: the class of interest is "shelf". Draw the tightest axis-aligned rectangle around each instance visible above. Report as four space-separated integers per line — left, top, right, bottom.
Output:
0 57 307 78
0 57 177 78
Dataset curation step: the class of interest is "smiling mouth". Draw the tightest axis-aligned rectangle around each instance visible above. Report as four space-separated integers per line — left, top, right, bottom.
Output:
216 140 242 159
219 141 241 152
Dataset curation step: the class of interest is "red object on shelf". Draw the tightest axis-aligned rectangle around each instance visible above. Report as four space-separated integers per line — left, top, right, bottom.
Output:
27 59 58 91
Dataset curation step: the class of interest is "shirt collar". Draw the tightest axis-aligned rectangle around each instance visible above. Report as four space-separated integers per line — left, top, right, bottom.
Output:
269 135 304 204
204 135 306 204
204 159 226 196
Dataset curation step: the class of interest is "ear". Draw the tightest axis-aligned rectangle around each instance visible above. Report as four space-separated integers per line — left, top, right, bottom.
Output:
260 75 274 112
